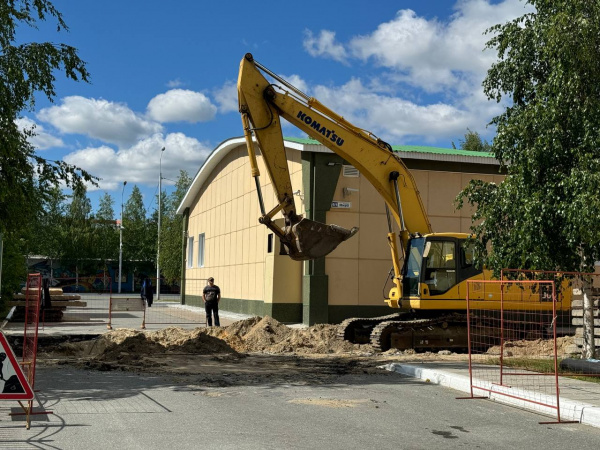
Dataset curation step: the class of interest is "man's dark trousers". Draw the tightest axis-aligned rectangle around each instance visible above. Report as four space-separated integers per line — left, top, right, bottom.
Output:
205 300 220 326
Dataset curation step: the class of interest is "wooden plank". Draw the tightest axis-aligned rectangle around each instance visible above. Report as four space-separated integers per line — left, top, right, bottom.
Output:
13 293 82 301
21 287 64 296
8 301 87 308
111 298 145 312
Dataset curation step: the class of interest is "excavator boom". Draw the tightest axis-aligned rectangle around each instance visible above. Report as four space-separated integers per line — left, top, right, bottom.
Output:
238 53 430 265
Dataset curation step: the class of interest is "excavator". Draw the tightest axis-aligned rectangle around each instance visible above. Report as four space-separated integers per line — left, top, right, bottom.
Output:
237 53 572 351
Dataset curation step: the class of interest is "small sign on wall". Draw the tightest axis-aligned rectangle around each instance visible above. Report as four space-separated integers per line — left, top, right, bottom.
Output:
331 201 352 209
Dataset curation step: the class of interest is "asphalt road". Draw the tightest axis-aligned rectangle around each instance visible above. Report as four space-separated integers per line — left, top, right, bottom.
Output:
2 366 599 450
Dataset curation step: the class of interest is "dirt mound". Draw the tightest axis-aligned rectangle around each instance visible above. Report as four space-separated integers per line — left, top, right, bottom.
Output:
47 316 363 365
207 316 360 354
486 336 576 357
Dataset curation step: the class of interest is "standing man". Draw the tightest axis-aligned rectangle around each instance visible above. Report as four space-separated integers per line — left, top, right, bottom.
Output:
203 277 221 327
141 277 154 307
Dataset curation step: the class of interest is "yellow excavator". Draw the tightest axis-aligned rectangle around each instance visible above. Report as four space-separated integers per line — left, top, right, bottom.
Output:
237 53 572 351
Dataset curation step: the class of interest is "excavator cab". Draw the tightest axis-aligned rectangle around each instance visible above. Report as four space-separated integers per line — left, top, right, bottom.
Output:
403 235 482 299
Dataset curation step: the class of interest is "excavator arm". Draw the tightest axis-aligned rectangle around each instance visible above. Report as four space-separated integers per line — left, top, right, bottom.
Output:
238 53 431 296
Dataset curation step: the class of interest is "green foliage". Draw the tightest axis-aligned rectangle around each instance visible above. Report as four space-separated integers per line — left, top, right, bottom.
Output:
0 1 95 300
123 185 155 274
30 185 66 260
0 1 95 236
61 185 96 273
0 234 27 301
457 1 600 274
93 192 119 265
452 128 492 152
159 171 191 282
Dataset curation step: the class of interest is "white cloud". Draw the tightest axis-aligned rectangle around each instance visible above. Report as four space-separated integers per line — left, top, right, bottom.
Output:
347 0 532 92
311 79 477 143
63 133 212 191
296 0 529 142
167 78 184 88
15 117 64 150
214 80 238 114
147 89 217 123
37 96 163 148
279 74 309 95
303 30 348 63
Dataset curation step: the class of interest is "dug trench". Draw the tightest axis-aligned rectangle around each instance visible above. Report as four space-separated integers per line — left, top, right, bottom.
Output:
30 316 577 387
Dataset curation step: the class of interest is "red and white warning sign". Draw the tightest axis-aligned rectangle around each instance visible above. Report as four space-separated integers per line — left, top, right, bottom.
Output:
0 332 34 401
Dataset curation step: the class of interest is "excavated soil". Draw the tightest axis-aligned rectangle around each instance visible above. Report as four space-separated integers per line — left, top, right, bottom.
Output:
37 316 578 386
486 336 576 358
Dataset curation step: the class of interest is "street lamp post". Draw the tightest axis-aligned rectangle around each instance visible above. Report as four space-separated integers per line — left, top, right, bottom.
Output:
118 181 127 294
157 147 165 300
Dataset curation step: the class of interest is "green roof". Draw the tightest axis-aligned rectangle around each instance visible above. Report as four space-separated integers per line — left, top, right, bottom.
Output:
284 136 321 145
284 137 494 158
392 145 494 158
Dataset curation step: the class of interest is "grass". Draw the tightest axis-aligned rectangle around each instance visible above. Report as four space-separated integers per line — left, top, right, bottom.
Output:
483 356 600 384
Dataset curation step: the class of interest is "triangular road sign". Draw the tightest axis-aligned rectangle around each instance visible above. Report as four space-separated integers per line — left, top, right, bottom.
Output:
0 332 34 401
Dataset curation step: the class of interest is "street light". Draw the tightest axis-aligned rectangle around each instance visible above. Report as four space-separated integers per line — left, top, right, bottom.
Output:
118 181 127 294
157 146 165 300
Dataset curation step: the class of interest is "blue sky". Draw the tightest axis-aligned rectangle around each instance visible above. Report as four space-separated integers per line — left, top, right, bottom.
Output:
17 0 531 213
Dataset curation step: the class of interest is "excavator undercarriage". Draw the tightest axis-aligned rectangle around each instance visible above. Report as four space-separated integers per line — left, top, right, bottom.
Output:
338 313 469 352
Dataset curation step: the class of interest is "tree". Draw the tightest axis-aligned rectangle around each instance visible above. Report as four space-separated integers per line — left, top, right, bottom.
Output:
159 171 191 282
29 185 67 272
93 192 119 269
0 1 94 300
62 185 96 275
458 1 600 277
451 129 492 152
123 185 154 276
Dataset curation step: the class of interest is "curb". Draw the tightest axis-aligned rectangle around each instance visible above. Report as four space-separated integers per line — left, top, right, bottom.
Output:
382 363 600 429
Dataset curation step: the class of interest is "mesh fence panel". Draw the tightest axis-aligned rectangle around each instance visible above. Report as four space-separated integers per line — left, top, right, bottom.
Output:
22 273 41 390
465 279 574 422
107 277 207 329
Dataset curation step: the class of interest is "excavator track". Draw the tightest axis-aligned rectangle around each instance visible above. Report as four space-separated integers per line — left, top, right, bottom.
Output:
370 314 469 352
336 313 406 344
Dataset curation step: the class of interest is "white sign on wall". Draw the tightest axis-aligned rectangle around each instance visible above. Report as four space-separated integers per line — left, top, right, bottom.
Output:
331 201 351 209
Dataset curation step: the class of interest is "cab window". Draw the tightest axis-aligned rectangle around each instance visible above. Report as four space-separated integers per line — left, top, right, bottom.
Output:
424 240 456 295
461 241 476 268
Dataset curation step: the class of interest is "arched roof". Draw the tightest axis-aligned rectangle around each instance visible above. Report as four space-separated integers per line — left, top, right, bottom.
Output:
177 136 499 215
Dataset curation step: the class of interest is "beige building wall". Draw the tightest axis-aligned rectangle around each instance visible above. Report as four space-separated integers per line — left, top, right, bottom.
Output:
325 168 504 308
180 137 502 322
185 144 304 308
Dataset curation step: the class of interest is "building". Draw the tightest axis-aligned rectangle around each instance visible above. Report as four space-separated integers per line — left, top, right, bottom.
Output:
176 137 502 325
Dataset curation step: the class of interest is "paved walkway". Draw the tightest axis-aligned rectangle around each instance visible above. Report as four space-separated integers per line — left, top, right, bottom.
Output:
383 360 600 429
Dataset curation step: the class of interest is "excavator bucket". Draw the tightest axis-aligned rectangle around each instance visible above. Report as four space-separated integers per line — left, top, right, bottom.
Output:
284 218 358 261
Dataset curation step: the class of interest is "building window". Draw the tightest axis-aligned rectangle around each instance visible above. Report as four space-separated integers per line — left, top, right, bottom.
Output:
267 233 273 253
198 233 205 267
187 236 194 268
